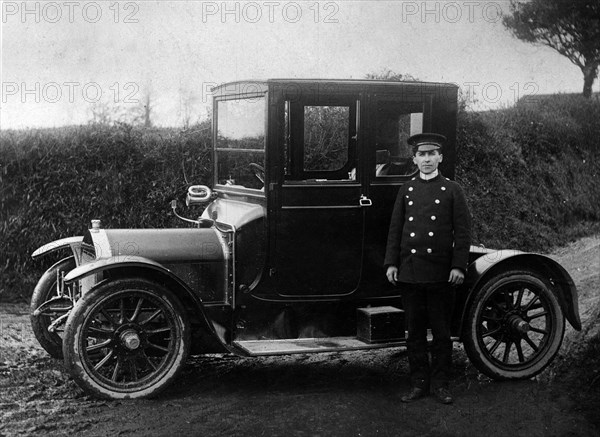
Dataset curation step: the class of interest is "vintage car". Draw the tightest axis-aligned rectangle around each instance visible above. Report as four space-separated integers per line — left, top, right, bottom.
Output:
30 79 581 399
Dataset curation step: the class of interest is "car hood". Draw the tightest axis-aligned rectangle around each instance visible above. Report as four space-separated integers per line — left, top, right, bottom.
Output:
84 228 225 263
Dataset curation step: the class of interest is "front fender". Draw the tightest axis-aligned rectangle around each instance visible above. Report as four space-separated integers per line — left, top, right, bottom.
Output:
32 236 84 261
464 250 581 331
64 255 168 283
63 255 233 353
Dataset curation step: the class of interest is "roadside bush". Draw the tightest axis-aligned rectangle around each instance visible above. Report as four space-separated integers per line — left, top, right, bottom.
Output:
0 122 211 301
456 94 600 250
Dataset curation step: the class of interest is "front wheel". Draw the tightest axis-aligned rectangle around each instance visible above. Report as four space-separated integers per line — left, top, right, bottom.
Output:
30 256 77 358
463 270 565 380
63 278 190 399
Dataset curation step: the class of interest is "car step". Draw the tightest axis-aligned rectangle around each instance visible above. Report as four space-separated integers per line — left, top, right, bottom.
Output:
232 336 406 356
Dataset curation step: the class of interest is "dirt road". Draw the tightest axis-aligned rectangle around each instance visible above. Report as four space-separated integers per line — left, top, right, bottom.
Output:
1 236 599 437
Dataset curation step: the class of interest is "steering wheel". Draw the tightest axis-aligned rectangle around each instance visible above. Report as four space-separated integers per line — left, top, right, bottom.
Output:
248 163 265 184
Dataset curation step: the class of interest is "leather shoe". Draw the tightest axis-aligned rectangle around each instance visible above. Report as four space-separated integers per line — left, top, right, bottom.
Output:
433 387 453 404
400 387 427 403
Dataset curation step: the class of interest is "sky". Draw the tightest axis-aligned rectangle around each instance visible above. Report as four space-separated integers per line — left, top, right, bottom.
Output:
0 0 593 129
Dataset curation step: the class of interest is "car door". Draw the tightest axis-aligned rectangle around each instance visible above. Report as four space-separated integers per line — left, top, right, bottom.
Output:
272 93 367 297
360 93 435 295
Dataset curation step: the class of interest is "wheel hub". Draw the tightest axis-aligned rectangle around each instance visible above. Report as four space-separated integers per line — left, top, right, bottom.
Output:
120 329 141 350
508 314 530 336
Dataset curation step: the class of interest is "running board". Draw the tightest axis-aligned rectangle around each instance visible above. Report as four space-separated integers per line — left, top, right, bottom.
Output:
233 336 406 356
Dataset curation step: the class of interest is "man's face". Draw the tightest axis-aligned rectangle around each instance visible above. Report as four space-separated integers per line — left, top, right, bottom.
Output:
413 149 443 174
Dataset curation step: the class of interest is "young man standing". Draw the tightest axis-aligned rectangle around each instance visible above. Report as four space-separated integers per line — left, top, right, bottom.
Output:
384 133 471 404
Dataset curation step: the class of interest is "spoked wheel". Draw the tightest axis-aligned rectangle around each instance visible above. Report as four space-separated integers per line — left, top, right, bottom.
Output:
463 270 565 380
30 256 77 358
63 278 190 399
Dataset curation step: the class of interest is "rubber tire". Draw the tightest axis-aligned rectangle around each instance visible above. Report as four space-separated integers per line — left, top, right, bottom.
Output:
30 256 76 359
463 270 565 380
63 278 190 400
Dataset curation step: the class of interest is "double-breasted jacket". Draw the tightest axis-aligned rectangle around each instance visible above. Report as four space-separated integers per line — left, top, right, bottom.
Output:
384 173 471 283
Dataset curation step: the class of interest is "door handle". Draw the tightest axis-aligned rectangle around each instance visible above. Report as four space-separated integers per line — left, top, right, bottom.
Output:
359 195 372 207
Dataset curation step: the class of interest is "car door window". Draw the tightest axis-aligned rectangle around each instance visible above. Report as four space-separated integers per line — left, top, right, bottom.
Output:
284 99 357 183
374 101 424 178
303 105 350 172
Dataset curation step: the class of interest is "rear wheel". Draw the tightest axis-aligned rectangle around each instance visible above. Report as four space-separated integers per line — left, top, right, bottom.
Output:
463 270 565 380
30 257 76 358
63 278 190 399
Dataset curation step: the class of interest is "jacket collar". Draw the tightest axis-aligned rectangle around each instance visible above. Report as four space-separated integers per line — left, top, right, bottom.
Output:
419 169 439 181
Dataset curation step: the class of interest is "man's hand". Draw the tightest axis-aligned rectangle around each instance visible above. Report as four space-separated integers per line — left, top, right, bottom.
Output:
386 266 399 285
448 268 465 286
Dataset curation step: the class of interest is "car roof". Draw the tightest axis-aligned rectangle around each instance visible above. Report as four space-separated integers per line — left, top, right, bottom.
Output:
211 79 458 97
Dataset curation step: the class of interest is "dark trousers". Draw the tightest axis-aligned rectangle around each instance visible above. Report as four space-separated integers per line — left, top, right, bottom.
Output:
401 282 455 390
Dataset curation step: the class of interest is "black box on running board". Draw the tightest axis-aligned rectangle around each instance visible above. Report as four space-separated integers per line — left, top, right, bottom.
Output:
357 306 405 343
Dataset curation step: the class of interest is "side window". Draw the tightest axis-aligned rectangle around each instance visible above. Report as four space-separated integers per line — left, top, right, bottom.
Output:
374 101 424 178
215 96 266 190
284 99 357 182
303 105 349 172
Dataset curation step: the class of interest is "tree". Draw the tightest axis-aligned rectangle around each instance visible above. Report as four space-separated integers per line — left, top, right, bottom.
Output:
503 0 600 98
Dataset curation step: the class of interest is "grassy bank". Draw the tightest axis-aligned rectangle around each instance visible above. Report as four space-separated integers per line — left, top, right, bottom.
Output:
456 94 600 251
1 95 599 301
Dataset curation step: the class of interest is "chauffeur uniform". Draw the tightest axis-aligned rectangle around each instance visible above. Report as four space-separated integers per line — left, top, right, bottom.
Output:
384 134 471 398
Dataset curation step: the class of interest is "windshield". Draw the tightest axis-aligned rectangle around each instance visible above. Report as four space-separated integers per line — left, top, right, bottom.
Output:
215 96 266 191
